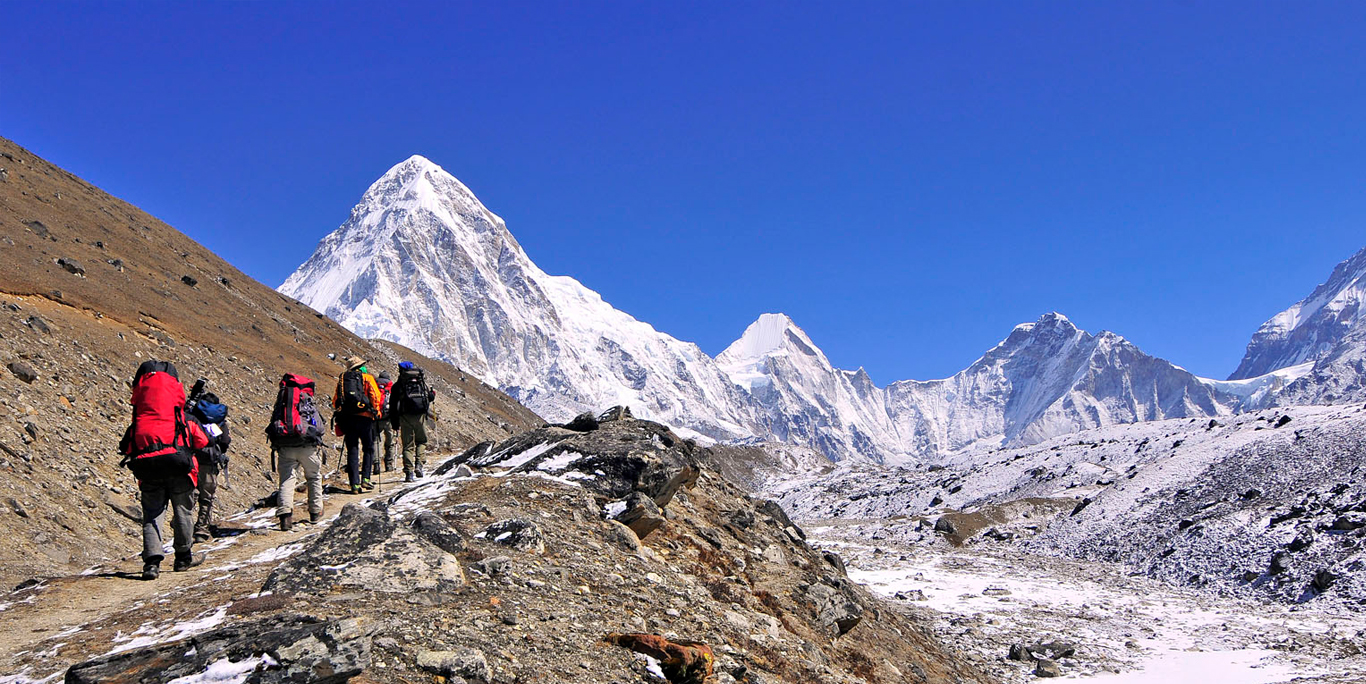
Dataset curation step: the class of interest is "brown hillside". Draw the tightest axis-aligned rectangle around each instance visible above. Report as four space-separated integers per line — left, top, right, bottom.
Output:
0 135 541 588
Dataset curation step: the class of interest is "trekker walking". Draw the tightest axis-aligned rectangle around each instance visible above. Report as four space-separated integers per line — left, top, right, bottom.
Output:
389 361 436 482
185 380 231 543
374 370 396 475
266 373 327 531
333 356 383 494
118 361 210 580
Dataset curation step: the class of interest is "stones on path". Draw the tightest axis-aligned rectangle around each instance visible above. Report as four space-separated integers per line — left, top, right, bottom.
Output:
479 518 545 554
262 503 463 596
7 360 37 383
64 614 372 684
416 646 489 682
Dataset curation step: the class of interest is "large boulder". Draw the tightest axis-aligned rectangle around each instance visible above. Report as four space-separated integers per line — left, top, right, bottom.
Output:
608 492 666 539
805 581 864 636
262 504 463 596
456 415 700 507
65 614 371 683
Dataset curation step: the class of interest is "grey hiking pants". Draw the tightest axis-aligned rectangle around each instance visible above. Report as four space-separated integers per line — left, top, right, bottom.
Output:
140 476 195 563
379 420 396 470
194 458 218 539
277 446 324 518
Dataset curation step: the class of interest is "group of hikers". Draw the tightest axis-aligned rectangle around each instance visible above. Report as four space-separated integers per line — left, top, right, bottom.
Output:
118 355 436 580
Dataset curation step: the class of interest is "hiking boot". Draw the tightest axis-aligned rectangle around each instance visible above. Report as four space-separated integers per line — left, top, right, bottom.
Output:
173 552 205 572
310 510 323 524
361 479 375 491
141 561 160 581
193 531 211 543
415 466 425 478
404 473 415 483
351 484 363 495
279 513 293 532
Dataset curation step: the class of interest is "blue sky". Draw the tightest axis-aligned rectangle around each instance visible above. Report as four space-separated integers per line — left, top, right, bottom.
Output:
5 2 1365 382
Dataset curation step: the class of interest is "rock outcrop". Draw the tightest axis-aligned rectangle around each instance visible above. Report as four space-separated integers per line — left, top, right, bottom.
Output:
44 414 991 684
262 503 465 596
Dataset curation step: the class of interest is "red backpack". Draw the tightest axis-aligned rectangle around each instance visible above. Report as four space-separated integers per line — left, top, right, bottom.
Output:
266 373 325 448
119 361 202 483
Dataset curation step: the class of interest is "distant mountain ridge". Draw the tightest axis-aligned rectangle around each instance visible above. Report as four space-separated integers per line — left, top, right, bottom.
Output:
282 155 1366 463
1228 246 1366 406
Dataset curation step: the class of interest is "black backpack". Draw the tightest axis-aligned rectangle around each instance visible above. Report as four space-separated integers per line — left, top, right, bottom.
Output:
338 369 373 416
397 367 431 415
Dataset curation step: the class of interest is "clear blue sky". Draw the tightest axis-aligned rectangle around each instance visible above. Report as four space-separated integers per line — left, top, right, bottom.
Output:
5 2 1365 382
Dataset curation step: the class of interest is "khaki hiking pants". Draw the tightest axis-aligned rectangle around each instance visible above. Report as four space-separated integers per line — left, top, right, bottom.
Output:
277 446 324 518
399 413 428 475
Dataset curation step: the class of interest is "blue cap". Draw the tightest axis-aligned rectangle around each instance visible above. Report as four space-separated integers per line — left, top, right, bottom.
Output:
399 361 415 370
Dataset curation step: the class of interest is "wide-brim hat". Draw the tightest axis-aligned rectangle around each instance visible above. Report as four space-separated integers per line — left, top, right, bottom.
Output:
345 356 367 371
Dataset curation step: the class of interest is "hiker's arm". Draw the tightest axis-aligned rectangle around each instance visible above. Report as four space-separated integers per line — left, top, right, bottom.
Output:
189 422 211 450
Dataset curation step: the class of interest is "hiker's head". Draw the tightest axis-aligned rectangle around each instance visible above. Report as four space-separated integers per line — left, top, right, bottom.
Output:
399 361 415 370
378 371 391 382
345 356 366 371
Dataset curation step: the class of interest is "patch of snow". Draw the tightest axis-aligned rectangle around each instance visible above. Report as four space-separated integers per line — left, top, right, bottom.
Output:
165 654 280 684
107 604 230 655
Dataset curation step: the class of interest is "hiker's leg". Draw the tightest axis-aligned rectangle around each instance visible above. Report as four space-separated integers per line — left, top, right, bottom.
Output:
382 423 395 470
413 416 428 473
140 481 170 563
343 418 361 487
401 417 417 476
194 465 218 539
300 447 324 517
276 450 299 517
359 418 375 482
169 479 196 556
367 429 379 478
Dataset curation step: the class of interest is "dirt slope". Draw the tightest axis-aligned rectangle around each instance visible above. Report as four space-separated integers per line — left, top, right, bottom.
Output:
0 135 541 589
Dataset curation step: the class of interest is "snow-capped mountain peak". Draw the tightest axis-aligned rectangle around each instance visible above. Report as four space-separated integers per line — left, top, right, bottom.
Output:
718 313 829 368
281 156 758 442
1231 246 1366 380
284 155 1361 467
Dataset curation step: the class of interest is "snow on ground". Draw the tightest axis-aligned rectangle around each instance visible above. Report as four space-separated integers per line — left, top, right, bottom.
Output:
106 604 230 655
822 535 1365 683
164 655 278 684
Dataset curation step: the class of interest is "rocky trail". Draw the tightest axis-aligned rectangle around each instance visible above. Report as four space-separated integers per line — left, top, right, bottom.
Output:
0 463 436 683
805 524 1366 683
0 414 993 684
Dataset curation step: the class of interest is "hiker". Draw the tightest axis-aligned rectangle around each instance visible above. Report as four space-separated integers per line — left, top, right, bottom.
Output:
389 360 436 482
373 370 396 476
266 373 327 531
185 380 232 543
332 356 383 494
118 360 210 580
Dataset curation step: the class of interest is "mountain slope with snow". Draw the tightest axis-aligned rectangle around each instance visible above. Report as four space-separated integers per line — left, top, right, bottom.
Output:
280 156 757 441
1228 246 1366 406
717 313 908 461
883 313 1236 455
283 155 1358 466
714 312 1236 461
